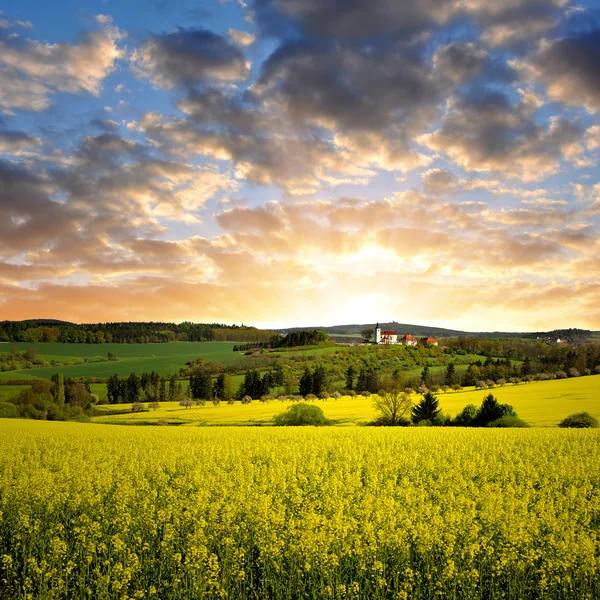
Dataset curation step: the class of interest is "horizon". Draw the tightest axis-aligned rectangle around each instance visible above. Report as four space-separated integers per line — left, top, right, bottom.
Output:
1 316 595 335
1 1 600 330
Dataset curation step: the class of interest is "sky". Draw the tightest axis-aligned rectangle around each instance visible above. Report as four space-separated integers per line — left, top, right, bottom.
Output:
1 0 600 331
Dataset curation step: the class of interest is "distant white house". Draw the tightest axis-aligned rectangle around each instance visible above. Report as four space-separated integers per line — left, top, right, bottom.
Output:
374 324 436 346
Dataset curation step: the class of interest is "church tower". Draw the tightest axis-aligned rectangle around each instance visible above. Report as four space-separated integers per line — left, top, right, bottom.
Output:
374 322 381 344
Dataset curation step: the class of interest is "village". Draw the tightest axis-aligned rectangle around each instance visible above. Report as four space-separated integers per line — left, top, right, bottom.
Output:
374 323 438 346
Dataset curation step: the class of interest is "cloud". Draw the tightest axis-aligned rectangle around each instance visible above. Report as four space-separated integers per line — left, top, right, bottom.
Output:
419 89 583 180
0 130 42 153
133 108 373 194
481 15 556 47
515 30 600 112
228 28 256 47
422 168 459 195
253 0 568 39
216 205 284 234
0 25 125 113
132 27 250 88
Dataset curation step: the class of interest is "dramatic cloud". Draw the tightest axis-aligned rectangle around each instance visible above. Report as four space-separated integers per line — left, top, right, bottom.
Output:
420 89 583 180
1 1 599 330
132 27 250 88
515 30 600 112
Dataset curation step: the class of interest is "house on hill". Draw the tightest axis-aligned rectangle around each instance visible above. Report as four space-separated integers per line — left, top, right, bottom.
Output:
374 325 419 346
419 336 439 346
399 334 417 346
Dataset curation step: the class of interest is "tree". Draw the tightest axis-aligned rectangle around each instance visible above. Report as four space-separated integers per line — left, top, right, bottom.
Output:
421 365 431 386
476 393 516 427
444 362 456 386
299 367 313 397
357 368 379 393
190 371 213 400
361 328 373 343
521 356 532 377
345 365 356 390
107 374 124 404
411 392 441 424
126 372 141 403
51 373 65 405
213 373 226 399
372 390 412 425
167 373 177 401
68 383 93 409
222 374 234 401
312 365 326 396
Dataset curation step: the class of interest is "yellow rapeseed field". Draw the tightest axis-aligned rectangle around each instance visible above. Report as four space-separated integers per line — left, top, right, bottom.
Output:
0 420 599 599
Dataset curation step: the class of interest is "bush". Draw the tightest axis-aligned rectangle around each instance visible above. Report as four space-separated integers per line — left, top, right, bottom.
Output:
0 402 18 418
273 403 330 426
558 412 599 429
488 416 529 428
454 404 479 427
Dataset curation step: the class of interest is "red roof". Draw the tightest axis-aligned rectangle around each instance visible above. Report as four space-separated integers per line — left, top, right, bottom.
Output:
401 334 415 340
381 330 397 335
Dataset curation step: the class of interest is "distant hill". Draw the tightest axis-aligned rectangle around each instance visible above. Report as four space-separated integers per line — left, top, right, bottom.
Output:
274 323 600 342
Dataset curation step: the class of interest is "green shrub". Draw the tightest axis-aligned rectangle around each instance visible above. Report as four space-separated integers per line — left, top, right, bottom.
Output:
454 404 479 426
558 412 599 428
488 416 529 428
0 402 18 418
273 403 330 426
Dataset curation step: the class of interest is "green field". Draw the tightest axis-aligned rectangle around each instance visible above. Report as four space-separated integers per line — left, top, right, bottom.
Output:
0 420 598 599
93 374 600 427
0 341 241 379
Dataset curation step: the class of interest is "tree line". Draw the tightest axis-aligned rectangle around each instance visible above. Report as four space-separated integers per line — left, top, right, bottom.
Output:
232 330 330 352
0 320 276 344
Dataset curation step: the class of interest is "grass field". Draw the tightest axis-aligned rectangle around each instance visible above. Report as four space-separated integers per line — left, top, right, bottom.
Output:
0 342 241 379
0 420 598 599
93 374 600 427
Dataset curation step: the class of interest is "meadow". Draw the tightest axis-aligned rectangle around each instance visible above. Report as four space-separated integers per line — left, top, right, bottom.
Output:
0 420 598 599
93 375 600 427
0 341 241 379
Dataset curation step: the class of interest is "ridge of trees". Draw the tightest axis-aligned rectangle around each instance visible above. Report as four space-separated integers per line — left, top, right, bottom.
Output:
0 320 275 344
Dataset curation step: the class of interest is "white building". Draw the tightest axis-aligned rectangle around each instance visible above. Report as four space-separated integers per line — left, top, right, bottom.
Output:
374 324 433 346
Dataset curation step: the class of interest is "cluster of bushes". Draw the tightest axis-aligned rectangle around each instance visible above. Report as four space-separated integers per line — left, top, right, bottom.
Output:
0 348 47 372
0 374 95 421
370 390 528 428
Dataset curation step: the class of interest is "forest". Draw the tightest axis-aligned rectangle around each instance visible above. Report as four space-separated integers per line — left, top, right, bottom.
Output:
0 320 275 344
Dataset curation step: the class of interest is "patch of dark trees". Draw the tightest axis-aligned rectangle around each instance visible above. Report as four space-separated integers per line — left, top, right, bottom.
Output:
0 320 275 344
